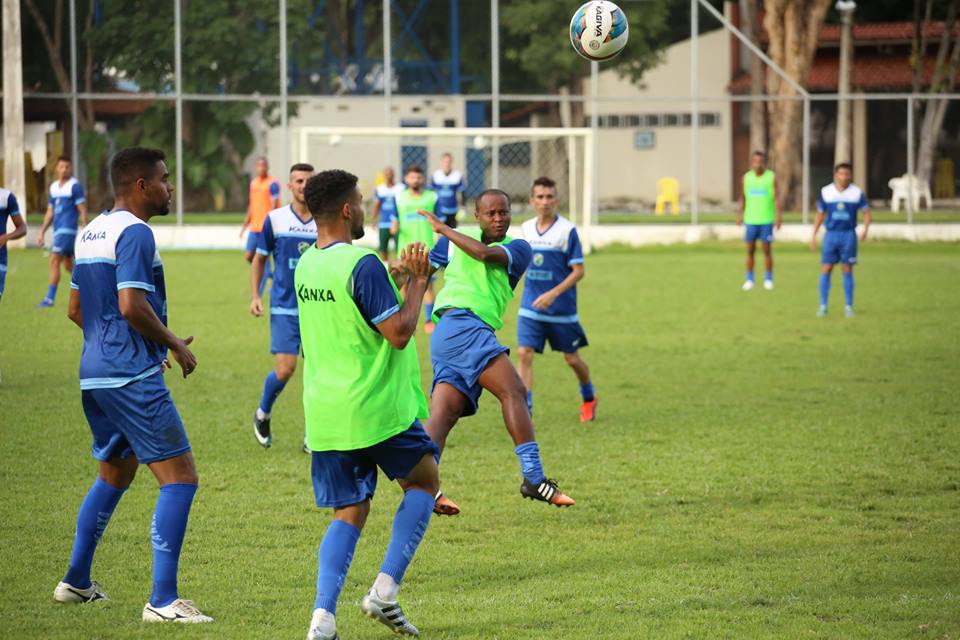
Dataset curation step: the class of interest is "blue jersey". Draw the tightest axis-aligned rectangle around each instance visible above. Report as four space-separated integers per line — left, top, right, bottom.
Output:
0 188 22 270
375 183 405 228
817 183 869 232
49 177 86 235
429 169 465 215
71 210 167 390
257 205 317 315
519 216 584 322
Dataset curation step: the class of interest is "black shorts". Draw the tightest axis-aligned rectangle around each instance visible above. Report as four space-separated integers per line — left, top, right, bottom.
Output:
378 227 395 253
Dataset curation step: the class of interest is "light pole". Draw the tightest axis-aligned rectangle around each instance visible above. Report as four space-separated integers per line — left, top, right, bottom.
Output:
834 0 856 166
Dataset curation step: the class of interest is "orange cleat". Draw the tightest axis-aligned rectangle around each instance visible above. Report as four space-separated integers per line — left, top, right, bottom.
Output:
433 491 460 516
579 397 598 423
520 478 576 507
424 321 436 335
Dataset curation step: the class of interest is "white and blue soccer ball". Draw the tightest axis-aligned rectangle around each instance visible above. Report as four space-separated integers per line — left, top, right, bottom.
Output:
569 1 629 62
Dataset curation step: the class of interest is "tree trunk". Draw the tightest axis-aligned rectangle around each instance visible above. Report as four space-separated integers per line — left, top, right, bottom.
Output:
915 0 959 185
741 0 766 152
763 0 831 210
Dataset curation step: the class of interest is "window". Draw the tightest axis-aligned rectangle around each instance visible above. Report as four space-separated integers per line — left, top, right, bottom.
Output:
643 114 661 127
662 113 680 127
700 112 721 127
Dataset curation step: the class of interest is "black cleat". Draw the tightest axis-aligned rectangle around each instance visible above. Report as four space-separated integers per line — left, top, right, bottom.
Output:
520 478 576 507
253 411 272 448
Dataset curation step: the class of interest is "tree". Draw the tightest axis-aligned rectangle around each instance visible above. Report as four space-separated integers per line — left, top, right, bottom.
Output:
912 0 960 186
763 0 832 209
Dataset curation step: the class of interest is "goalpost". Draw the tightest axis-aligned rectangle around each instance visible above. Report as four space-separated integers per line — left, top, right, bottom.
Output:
296 126 596 253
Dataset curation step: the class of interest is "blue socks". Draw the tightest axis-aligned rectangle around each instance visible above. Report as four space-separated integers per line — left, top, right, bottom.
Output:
315 520 361 614
515 441 546 485
259 371 288 415
63 478 126 589
45 284 58 302
843 271 854 306
380 489 434 583
424 303 434 323
765 271 773 283
819 272 831 306
745 271 755 283
579 381 595 402
150 483 197 607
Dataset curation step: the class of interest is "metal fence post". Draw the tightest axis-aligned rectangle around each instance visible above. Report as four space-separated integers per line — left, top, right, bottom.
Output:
490 0 500 187
279 0 288 168
69 0 79 178
906 96 914 224
174 0 183 225
802 97 810 225
383 0 392 128
690 0 699 224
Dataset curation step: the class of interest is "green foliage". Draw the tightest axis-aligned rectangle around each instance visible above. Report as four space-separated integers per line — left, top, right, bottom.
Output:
1 243 959 638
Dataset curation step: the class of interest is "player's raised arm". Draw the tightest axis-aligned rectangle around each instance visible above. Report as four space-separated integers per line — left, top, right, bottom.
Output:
417 207 508 266
377 242 430 349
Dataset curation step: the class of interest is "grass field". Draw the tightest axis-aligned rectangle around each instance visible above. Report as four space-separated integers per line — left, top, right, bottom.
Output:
1 242 958 639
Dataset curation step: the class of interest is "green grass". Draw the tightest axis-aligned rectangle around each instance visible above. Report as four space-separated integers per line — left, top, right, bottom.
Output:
145 210 960 225
1 243 959 639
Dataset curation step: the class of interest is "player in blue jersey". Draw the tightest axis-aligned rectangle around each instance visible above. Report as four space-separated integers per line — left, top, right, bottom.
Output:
37 156 88 308
56 147 211 623
421 191 576 513
429 153 465 228
249 163 317 449
371 166 404 260
517 177 597 422
810 162 872 318
0 187 27 301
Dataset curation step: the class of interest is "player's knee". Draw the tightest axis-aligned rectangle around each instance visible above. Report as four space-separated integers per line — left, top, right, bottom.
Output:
276 361 296 381
562 351 581 366
244 251 254 263
518 348 535 365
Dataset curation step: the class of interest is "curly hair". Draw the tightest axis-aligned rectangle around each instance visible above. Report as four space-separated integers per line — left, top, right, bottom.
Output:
304 169 358 220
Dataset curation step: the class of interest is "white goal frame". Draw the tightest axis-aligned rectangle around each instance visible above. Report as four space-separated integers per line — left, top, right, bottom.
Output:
297 126 595 253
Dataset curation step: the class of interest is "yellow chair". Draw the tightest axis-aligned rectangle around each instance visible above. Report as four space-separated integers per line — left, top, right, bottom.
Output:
655 176 680 215
934 158 954 199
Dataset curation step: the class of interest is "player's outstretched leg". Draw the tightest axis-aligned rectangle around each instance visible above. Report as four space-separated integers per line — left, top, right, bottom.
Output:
424 383 466 516
37 254 62 308
562 351 597 422
308 514 364 640
141 453 212 623
54 459 135 604
361 454 438 637
478 354 575 507
253 354 296 448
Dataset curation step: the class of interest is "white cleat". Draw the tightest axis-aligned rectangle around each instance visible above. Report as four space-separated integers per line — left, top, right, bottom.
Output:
741 280 755 291
306 608 339 640
817 305 828 317
361 588 420 636
54 580 108 603
845 305 855 318
763 279 774 290
142 598 213 623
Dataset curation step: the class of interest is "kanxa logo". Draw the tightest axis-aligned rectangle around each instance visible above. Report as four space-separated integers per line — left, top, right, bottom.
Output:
81 229 107 242
594 4 604 37
298 283 336 303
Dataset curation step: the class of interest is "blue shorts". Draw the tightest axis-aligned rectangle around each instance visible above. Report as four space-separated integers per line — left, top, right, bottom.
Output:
52 231 77 257
517 315 589 354
744 224 774 243
310 420 439 508
81 373 190 464
270 312 301 355
822 230 858 265
430 309 509 418
245 230 262 253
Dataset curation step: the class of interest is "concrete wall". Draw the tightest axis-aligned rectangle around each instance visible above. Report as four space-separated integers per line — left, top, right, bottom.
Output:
588 29 734 206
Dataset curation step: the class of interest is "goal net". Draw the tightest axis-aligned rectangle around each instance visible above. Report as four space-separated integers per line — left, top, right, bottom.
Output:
295 126 595 252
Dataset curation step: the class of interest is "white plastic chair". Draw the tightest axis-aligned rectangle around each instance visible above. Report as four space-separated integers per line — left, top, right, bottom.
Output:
888 174 932 212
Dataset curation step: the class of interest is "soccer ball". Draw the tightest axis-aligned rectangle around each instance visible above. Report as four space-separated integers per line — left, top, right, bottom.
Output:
569 1 629 62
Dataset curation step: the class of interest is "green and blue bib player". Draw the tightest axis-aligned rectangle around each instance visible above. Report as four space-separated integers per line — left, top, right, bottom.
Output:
0 187 26 301
37 156 88 307
249 163 316 449
296 169 439 640
810 162 871 318
393 164 439 334
56 147 211 623
736 151 782 291
517 177 597 422
421 191 576 515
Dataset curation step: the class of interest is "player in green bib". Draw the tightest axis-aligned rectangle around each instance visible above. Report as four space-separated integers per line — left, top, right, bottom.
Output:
297 169 439 640
392 164 439 333
736 151 782 291
419 190 576 515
